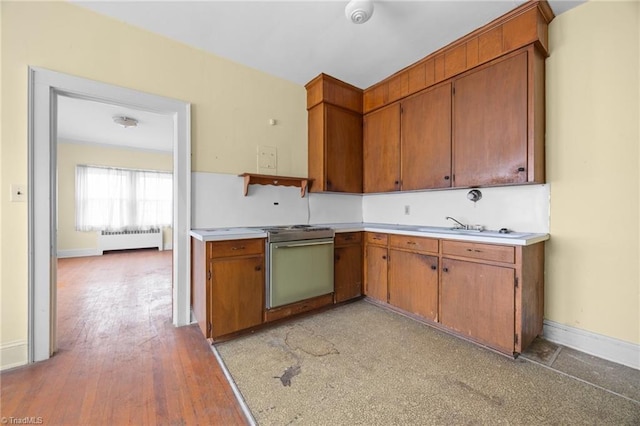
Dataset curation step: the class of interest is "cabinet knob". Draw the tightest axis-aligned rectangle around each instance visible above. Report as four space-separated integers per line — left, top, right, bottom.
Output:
430 265 437 270
517 167 526 172
254 265 262 271
444 176 450 180
335 254 341 261
443 267 449 273
382 255 387 260
394 181 399 185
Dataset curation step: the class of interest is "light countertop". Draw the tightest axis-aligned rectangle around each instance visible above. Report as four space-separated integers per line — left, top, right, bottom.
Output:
191 223 549 246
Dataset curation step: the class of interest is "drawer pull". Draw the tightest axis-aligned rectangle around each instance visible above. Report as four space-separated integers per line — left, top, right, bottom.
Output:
406 241 416 245
231 246 245 251
466 248 482 253
373 237 382 240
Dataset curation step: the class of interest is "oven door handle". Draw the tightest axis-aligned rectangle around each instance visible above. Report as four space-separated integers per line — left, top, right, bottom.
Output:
275 241 334 248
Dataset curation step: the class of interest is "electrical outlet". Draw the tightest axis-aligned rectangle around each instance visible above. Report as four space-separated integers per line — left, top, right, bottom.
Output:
10 184 27 202
404 205 410 215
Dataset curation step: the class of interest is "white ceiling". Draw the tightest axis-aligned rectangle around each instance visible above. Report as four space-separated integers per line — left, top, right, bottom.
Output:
64 0 584 152
57 95 174 153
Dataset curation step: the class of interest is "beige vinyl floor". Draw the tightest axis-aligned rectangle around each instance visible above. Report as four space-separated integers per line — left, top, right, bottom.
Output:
216 300 640 425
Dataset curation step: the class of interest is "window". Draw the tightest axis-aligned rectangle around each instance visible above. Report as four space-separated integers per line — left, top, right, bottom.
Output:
75 165 172 232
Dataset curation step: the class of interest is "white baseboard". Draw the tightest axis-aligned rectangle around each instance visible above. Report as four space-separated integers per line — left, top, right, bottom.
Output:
0 340 28 371
543 320 639 370
57 248 100 258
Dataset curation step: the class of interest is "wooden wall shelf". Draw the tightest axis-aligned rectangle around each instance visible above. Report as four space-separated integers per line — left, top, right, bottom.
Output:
239 173 311 197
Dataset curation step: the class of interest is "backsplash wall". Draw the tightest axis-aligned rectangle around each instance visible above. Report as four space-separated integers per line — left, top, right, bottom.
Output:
192 172 549 233
362 184 550 233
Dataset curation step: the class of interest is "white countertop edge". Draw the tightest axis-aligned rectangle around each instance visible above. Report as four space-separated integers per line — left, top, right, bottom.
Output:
191 223 549 246
190 229 267 242
324 223 549 246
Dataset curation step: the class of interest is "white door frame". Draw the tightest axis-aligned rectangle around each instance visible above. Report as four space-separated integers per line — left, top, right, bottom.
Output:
28 67 192 362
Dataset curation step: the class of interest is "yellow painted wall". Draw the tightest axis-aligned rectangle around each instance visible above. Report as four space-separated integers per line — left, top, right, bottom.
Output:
57 141 173 252
0 1 306 368
546 0 640 344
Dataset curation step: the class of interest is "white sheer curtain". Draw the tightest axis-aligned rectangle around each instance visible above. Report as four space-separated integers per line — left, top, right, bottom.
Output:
75 165 172 232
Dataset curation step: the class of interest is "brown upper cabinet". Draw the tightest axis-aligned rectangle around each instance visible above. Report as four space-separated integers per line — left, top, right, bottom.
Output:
401 82 453 190
363 82 452 193
307 1 553 194
363 103 401 193
306 74 363 193
452 47 545 186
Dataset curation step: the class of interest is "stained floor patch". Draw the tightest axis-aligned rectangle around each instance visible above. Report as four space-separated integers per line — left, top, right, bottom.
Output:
285 325 339 357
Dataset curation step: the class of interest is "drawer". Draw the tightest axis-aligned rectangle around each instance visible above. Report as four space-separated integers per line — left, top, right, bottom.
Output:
442 240 515 264
389 234 438 253
366 232 388 245
335 232 362 246
208 238 264 258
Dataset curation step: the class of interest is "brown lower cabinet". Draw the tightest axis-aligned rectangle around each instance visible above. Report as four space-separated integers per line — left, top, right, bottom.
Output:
363 232 389 302
364 232 545 356
192 237 264 340
388 250 439 322
334 232 363 303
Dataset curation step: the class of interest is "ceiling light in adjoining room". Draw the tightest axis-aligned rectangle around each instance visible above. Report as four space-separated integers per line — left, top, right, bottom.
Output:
113 116 138 128
345 0 374 24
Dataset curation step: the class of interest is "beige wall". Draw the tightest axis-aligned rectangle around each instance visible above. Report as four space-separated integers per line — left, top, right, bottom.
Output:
57 141 173 252
0 1 306 368
546 0 640 344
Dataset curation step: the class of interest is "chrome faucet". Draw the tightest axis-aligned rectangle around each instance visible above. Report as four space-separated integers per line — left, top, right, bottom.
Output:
445 216 468 230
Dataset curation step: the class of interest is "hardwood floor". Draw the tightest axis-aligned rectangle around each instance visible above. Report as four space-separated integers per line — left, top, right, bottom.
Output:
1 249 247 425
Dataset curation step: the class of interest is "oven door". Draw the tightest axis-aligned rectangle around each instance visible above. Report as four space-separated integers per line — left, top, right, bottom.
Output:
267 238 334 309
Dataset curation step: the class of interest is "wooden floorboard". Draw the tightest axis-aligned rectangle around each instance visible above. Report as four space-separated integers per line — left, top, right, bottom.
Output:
1 249 247 425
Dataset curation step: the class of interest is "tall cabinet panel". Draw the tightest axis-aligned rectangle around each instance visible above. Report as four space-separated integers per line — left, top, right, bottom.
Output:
401 83 452 190
452 51 528 187
306 74 363 193
325 105 363 192
363 103 401 193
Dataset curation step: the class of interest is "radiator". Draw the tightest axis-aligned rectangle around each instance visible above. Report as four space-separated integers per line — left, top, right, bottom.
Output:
97 228 163 255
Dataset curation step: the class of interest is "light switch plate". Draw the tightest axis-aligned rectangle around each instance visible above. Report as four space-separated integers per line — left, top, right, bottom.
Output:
10 184 27 202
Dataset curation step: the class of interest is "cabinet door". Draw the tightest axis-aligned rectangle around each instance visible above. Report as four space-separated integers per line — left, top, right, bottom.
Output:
453 52 528 187
401 83 452 190
326 104 363 193
334 244 363 303
441 258 515 354
210 256 264 338
363 103 401 193
388 250 438 321
364 245 388 302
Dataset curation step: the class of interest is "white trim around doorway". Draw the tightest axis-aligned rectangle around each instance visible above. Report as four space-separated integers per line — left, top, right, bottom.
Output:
28 67 191 363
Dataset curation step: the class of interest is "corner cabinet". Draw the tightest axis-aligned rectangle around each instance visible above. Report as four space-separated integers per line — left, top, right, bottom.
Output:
363 232 389 303
334 232 363 303
306 74 363 193
191 237 265 340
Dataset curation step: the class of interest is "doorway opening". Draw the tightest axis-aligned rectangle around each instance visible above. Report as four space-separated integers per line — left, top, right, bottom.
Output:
28 67 191 362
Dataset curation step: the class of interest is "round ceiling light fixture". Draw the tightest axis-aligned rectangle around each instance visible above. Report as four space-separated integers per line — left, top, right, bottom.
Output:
113 116 138 128
345 0 374 24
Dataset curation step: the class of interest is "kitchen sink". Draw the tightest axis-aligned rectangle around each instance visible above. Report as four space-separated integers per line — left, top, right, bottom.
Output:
415 227 531 238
